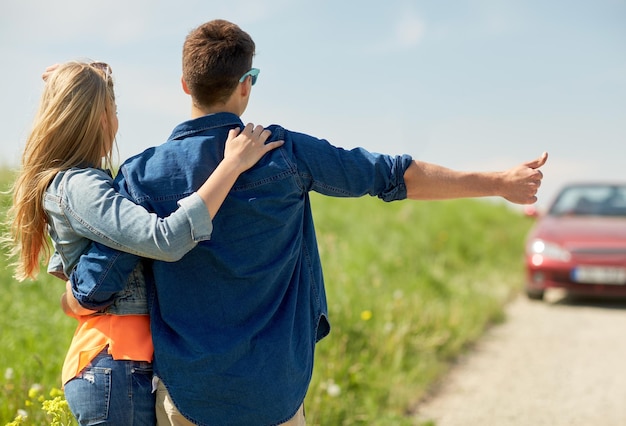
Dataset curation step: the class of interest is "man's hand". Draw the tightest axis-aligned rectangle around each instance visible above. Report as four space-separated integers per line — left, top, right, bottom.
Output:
500 152 548 204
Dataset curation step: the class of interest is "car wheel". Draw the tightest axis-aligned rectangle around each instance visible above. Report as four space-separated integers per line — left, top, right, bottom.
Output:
526 288 545 301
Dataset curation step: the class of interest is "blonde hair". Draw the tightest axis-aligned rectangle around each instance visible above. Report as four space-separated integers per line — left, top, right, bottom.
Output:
6 61 117 280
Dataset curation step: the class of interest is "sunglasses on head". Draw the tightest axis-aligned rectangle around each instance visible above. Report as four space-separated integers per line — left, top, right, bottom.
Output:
89 61 113 81
239 68 260 86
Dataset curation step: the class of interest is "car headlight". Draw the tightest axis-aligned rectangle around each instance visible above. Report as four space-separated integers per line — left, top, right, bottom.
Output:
527 239 571 262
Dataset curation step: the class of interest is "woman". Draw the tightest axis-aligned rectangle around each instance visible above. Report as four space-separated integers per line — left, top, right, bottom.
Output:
6 61 282 425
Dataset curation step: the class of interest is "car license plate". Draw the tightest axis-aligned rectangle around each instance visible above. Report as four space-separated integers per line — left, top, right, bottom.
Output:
572 266 626 285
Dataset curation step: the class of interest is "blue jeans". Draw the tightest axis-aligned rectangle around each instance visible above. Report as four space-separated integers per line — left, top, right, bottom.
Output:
64 349 155 425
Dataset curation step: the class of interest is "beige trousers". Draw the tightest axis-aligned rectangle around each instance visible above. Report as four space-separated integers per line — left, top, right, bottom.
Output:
155 377 306 426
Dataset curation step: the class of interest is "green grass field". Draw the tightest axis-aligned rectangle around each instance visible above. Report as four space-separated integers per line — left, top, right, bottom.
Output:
0 172 533 425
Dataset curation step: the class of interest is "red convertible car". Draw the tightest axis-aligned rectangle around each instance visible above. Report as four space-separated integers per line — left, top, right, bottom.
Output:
524 182 626 300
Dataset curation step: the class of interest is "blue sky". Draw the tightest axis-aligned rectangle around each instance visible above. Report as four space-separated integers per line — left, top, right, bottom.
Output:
1 0 624 207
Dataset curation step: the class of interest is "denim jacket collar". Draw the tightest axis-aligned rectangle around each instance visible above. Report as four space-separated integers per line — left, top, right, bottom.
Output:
168 112 243 142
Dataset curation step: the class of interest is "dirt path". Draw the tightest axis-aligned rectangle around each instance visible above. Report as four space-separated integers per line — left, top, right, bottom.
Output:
413 290 626 426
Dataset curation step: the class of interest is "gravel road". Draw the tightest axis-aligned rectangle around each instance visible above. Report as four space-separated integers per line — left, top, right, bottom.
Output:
413 290 626 426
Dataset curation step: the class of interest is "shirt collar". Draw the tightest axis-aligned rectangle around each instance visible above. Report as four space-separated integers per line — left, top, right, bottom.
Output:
168 112 243 142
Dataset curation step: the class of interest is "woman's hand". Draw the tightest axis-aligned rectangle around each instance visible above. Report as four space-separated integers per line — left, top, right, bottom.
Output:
195 122 284 219
61 280 98 318
223 123 284 173
42 64 60 81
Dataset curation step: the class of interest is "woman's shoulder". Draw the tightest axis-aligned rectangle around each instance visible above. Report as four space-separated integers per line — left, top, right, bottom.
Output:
59 167 113 183
49 167 114 197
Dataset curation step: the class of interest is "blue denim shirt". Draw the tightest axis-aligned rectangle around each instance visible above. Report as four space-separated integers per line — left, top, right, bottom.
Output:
71 112 412 425
44 167 213 314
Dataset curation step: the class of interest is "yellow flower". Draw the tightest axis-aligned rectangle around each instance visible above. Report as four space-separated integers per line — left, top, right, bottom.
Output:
49 387 64 398
9 410 28 425
28 383 43 399
360 310 372 321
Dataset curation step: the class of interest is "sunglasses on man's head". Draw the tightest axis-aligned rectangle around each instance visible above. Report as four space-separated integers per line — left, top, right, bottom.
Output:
239 68 260 86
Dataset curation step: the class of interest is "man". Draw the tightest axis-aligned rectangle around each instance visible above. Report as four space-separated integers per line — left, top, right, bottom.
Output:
71 19 547 426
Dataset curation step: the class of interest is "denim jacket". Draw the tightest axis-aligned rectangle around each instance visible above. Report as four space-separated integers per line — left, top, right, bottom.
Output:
44 167 213 314
71 112 413 425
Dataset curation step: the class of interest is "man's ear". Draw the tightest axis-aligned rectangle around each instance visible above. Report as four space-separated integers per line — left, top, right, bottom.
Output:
181 76 191 94
239 78 251 98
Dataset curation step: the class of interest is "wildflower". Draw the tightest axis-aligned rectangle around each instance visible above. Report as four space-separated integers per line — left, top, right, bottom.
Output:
42 396 73 426
326 381 341 397
5 367 14 380
6 412 26 426
28 383 43 399
49 387 64 398
360 310 372 321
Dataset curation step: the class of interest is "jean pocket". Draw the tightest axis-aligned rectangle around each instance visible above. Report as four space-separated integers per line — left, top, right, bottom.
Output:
130 363 154 395
130 362 152 375
65 367 112 425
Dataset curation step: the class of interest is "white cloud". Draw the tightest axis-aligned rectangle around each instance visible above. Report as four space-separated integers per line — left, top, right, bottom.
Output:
394 14 425 48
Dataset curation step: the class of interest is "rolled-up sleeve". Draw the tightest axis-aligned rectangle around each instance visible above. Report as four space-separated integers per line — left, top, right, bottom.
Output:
285 129 413 201
70 244 141 310
177 193 213 241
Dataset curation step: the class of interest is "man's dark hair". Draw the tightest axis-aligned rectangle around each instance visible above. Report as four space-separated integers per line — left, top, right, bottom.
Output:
182 19 255 108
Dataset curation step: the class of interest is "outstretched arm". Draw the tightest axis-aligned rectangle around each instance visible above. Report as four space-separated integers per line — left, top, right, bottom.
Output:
403 152 548 204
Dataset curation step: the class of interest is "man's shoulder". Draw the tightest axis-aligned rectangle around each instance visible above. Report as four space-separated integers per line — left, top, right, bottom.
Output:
114 139 199 195
119 142 180 174
264 124 322 146
121 145 161 167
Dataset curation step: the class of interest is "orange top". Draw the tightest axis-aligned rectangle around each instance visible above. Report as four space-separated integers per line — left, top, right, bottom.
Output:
61 314 153 386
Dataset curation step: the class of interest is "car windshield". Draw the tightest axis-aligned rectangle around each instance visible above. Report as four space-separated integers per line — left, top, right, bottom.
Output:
548 184 626 217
